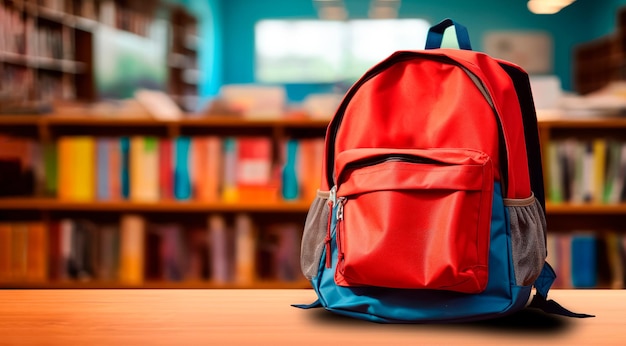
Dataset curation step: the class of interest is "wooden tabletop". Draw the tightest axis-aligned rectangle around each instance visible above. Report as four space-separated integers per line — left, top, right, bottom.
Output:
0 289 623 345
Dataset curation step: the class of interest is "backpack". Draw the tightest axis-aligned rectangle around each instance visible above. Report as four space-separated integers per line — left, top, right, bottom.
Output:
295 19 592 323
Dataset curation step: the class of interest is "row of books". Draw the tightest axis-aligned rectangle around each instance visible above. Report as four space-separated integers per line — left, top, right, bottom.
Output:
547 138 626 204
547 231 626 289
0 214 303 285
0 3 74 59
0 135 324 203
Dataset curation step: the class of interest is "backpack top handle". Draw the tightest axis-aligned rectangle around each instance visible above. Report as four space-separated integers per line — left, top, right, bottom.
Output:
425 18 473 51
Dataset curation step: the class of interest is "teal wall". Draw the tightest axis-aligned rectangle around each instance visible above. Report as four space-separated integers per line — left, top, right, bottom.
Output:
193 0 626 101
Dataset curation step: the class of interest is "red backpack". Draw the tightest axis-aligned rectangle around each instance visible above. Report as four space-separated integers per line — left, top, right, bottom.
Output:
296 19 592 322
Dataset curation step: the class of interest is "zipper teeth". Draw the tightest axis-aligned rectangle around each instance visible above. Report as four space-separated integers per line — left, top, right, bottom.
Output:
345 155 445 170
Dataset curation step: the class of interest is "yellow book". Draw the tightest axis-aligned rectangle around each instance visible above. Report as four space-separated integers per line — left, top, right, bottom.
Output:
57 137 74 200
72 137 96 200
119 214 146 285
593 139 607 204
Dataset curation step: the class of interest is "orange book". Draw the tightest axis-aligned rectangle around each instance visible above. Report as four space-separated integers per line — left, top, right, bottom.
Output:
234 214 256 284
119 214 146 285
26 222 48 282
204 136 222 202
0 223 12 282
193 137 209 200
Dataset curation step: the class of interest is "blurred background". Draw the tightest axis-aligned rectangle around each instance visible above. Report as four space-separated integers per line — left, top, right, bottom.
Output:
1 0 626 290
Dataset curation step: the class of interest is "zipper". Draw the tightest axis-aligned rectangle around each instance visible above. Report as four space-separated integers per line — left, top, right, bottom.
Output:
324 186 337 268
338 154 449 185
345 154 445 170
335 196 346 271
324 52 509 196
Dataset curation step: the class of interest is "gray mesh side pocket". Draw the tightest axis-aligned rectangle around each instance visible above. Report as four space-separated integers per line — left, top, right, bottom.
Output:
505 193 547 286
301 190 330 280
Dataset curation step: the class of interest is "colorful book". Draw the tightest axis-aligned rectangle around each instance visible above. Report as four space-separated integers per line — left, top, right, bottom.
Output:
42 141 58 197
72 136 96 201
96 138 111 200
0 223 12 282
222 138 238 202
159 138 173 200
130 137 159 201
174 136 192 200
119 214 146 285
120 137 131 199
208 214 230 283
571 233 597 288
234 213 256 284
26 222 48 282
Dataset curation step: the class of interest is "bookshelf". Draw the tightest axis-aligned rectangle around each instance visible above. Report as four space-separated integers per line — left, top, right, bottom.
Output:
4 113 626 289
538 116 626 289
167 5 200 112
0 114 328 288
573 7 626 94
0 0 197 113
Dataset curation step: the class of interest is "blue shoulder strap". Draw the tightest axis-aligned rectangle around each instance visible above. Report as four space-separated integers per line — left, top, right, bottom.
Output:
530 262 594 318
292 299 322 309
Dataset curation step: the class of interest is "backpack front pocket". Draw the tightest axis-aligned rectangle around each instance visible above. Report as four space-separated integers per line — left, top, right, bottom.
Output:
333 148 493 293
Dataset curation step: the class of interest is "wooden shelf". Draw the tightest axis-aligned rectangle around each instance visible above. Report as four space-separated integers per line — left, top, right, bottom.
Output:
0 198 313 213
546 202 626 215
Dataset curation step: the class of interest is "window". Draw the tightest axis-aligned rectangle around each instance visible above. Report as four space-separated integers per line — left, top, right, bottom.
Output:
255 18 430 83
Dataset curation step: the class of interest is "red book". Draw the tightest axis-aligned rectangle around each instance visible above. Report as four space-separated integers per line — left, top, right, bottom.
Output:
159 139 173 200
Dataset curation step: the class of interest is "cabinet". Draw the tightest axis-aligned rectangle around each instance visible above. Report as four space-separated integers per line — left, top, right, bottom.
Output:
0 114 328 288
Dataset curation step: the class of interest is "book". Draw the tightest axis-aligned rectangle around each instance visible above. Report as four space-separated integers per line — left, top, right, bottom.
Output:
96 138 111 200
72 137 96 201
174 136 192 200
193 136 223 202
221 138 238 202
119 214 146 285
158 138 173 200
0 223 12 282
237 137 276 202
208 214 230 283
234 214 256 284
26 222 48 282
571 233 597 288
98 224 120 281
10 223 28 281
120 137 131 199
42 141 58 196
130 137 159 201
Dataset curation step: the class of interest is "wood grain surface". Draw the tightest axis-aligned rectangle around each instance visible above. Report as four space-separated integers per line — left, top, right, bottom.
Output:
0 289 623 345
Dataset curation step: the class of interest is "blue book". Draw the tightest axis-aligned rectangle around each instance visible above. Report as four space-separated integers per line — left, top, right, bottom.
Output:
571 234 597 288
282 139 299 200
120 137 131 199
174 136 192 200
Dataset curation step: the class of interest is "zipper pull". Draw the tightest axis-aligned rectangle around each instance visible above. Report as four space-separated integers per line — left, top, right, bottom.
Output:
336 196 346 221
335 196 346 264
324 186 338 268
